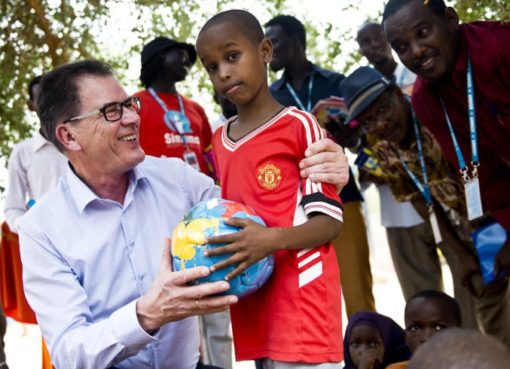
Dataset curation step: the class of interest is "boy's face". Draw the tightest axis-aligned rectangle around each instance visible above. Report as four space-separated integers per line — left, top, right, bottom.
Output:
405 297 459 353
357 24 393 67
197 22 272 107
383 0 459 82
356 88 410 144
348 324 385 369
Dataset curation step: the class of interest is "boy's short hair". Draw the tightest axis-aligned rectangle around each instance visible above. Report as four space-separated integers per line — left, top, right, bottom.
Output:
265 15 306 48
405 290 462 326
198 9 264 45
28 75 42 101
38 60 113 152
382 0 447 24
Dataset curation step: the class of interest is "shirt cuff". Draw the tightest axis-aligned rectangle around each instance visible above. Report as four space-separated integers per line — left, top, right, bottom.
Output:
110 299 156 351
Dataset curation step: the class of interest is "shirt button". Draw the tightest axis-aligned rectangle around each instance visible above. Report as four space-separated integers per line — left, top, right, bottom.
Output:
129 241 135 247
138 274 144 281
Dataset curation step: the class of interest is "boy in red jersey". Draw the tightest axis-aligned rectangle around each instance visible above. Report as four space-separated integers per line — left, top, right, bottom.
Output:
196 9 344 369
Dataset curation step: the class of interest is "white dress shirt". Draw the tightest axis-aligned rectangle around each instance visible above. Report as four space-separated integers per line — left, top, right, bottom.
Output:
19 156 220 369
4 132 67 232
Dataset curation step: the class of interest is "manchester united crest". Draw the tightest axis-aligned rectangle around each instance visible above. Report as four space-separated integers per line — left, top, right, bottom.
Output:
257 163 282 190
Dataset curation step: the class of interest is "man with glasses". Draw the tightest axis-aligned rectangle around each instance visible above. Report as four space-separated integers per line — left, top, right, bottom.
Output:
17 60 349 369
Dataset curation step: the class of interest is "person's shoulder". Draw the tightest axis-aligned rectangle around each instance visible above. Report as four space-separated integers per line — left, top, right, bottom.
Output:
313 64 344 81
18 178 68 229
269 74 286 91
181 94 204 107
138 155 186 174
8 135 40 163
461 21 510 50
133 89 149 99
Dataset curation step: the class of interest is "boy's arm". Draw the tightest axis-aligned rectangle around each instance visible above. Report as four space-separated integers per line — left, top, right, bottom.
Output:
205 214 342 281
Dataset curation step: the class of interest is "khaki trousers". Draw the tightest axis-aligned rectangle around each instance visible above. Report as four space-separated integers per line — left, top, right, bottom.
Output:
331 201 375 317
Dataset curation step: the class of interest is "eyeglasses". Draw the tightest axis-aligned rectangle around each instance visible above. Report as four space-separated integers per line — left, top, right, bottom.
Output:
358 93 393 134
64 96 141 124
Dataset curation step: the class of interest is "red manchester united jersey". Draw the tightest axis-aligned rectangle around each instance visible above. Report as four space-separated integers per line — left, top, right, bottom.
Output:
135 90 214 177
213 106 344 363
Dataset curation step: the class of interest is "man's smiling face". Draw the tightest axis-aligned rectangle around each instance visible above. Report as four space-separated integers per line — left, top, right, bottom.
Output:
384 0 460 82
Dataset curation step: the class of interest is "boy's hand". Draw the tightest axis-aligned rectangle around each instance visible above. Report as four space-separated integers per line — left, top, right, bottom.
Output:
204 218 279 281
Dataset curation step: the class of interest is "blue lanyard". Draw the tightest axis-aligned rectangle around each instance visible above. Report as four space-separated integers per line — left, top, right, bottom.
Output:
398 108 433 206
286 74 314 112
439 56 479 182
147 88 188 144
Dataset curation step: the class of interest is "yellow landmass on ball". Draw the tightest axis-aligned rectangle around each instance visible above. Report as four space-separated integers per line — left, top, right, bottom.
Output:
171 218 220 266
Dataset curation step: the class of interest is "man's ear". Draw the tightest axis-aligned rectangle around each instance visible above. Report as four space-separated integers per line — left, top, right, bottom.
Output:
55 123 81 152
444 7 460 31
260 37 273 64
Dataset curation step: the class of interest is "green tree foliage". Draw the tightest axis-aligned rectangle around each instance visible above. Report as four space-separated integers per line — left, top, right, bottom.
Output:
0 0 109 158
0 0 507 165
456 0 510 21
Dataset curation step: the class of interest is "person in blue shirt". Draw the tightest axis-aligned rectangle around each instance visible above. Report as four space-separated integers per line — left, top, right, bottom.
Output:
17 59 349 369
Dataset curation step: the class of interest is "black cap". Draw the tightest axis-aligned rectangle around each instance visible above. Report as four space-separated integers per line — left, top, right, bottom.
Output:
141 36 197 67
340 66 394 124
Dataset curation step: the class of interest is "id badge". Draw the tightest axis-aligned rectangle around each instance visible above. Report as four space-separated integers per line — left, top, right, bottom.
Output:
183 150 200 171
429 209 442 244
464 177 483 221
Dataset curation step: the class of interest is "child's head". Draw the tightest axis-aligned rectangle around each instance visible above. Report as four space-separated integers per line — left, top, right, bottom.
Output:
340 66 412 144
404 290 462 353
196 10 272 108
408 328 510 369
344 311 411 369
382 0 460 82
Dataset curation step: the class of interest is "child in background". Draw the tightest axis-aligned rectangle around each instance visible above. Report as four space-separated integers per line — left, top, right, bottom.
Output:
196 9 344 369
344 311 411 369
404 290 462 353
387 290 462 369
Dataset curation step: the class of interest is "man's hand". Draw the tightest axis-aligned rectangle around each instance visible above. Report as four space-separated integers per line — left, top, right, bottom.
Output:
204 218 277 281
299 137 349 191
136 238 238 333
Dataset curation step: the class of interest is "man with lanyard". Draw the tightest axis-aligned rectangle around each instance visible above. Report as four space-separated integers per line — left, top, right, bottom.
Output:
135 36 216 178
355 21 453 310
265 14 376 318
383 0 510 345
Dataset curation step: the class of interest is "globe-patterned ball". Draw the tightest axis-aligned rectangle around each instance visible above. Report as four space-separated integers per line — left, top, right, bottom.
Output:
171 198 274 297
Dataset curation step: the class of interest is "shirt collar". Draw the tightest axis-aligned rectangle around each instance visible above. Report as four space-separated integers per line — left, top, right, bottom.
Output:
31 132 54 153
271 62 332 90
67 161 148 213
